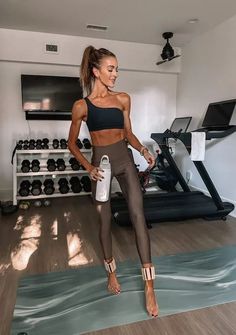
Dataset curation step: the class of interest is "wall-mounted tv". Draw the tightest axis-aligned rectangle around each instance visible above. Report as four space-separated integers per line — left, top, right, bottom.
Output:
21 74 83 120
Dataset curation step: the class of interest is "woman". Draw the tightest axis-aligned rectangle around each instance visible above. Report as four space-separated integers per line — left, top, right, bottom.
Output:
68 46 158 317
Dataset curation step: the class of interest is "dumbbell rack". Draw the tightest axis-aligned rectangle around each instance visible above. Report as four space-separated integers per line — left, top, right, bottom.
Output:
12 146 92 205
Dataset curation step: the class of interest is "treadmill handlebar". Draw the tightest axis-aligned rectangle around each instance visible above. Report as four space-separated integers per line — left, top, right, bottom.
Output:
151 125 236 144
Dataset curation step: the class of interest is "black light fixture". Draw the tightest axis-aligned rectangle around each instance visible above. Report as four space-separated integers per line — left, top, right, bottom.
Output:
156 32 180 65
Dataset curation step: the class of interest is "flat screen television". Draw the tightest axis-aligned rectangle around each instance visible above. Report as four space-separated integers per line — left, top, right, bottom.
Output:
21 74 83 120
202 99 236 129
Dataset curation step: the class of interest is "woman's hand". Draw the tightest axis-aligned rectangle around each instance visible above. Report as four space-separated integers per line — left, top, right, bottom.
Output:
143 150 155 169
88 165 104 181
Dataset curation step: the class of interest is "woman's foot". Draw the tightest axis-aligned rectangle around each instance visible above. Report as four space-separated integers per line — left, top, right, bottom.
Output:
145 282 158 317
107 272 121 295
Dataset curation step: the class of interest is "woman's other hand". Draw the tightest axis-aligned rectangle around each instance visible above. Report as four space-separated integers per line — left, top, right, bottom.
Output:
144 151 155 169
89 166 104 181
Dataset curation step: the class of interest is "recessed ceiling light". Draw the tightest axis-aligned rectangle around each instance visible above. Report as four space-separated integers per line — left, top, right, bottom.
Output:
86 24 108 31
188 18 199 24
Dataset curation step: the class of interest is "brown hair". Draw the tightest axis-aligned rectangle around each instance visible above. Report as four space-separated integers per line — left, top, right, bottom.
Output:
80 46 116 95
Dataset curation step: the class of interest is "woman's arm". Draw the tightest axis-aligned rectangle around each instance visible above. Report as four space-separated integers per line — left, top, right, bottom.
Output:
119 93 155 168
68 100 93 172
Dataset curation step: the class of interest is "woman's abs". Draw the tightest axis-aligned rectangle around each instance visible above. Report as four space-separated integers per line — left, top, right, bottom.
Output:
90 129 125 146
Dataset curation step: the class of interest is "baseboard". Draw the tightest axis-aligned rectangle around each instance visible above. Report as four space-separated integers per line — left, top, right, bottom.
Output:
189 184 236 218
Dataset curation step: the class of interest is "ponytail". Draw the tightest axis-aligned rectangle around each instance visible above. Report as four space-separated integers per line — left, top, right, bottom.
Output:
80 46 116 95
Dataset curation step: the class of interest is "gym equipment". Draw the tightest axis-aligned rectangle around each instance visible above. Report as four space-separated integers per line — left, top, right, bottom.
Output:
31 180 42 196
58 178 69 194
149 117 192 192
1 201 18 215
47 158 56 172
43 179 55 195
21 160 30 173
83 138 91 149
33 200 42 207
35 139 42 149
42 138 49 149
43 199 51 207
52 139 59 149
31 159 40 172
56 158 66 171
16 140 23 150
81 176 91 192
76 138 83 149
19 180 31 197
69 176 82 193
69 157 80 170
28 139 36 150
19 201 30 210
23 140 29 150
60 138 67 149
153 152 178 191
111 124 236 225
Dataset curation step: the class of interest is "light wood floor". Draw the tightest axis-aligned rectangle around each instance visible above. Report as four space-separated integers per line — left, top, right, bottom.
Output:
1 196 236 335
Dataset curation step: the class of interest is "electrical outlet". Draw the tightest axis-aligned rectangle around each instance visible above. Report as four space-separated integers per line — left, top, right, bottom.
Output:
186 170 192 181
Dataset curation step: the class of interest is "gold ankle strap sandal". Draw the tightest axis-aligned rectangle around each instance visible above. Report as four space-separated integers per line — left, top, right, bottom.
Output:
104 258 116 273
141 266 155 280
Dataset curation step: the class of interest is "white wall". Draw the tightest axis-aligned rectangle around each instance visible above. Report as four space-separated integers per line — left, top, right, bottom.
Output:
0 29 179 198
176 15 236 216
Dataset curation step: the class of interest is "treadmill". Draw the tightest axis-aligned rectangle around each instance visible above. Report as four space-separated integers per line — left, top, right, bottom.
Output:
111 99 236 225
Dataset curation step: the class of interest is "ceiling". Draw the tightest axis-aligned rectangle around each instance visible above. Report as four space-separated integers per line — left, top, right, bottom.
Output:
1 0 236 47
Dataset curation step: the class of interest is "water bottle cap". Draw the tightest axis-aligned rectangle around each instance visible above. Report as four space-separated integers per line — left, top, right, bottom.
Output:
100 155 110 165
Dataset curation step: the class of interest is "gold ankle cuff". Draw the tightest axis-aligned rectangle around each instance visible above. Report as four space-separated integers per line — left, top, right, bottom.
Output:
141 266 155 280
104 258 116 273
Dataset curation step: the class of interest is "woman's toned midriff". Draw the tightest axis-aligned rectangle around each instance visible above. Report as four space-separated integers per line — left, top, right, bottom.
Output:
90 128 125 146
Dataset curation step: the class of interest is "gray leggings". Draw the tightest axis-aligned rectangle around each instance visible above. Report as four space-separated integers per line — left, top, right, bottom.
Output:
91 140 151 264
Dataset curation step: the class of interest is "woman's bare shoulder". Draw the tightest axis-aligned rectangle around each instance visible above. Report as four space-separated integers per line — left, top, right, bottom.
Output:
115 92 131 109
110 91 130 103
72 99 87 117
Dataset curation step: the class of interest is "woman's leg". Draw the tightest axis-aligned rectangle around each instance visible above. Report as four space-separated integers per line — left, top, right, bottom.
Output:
116 162 159 316
91 178 120 295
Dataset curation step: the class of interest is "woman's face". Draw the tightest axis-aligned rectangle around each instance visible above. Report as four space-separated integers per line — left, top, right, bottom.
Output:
94 56 119 88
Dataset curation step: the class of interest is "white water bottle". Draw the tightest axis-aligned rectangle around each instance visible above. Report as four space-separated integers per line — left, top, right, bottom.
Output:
95 155 111 202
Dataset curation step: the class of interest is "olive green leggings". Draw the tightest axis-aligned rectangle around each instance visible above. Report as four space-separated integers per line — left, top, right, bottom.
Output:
91 140 151 264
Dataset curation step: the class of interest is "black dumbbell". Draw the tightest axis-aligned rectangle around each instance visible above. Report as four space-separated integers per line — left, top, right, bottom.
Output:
81 176 92 192
47 159 56 171
28 139 36 150
69 176 82 193
43 179 55 195
31 159 40 172
60 139 67 149
19 180 31 197
69 157 80 170
58 178 69 194
82 138 91 149
76 138 83 149
31 180 42 196
23 140 29 150
56 158 66 171
16 140 23 150
42 138 49 149
35 139 42 149
21 160 30 173
52 139 59 149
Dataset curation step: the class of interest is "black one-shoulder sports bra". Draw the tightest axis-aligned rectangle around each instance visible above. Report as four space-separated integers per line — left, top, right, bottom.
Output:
84 97 124 132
